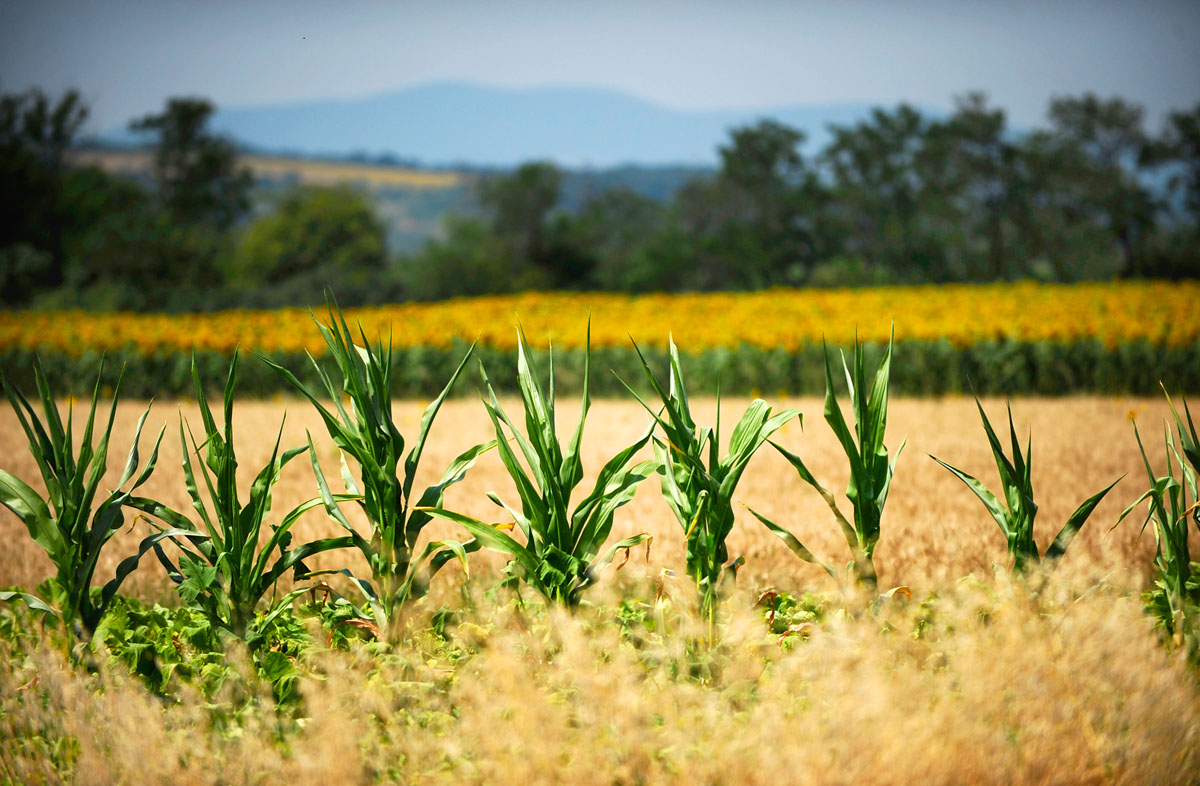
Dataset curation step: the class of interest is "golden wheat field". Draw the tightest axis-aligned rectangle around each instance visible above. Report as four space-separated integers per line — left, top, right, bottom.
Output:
0 395 1173 592
2 396 1199 785
69 149 464 190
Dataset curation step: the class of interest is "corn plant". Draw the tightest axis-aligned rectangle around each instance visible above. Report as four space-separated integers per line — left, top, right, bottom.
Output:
748 335 902 589
931 399 1120 573
265 301 491 643
1117 393 1199 659
624 337 798 621
0 359 169 639
127 352 355 647
424 325 655 606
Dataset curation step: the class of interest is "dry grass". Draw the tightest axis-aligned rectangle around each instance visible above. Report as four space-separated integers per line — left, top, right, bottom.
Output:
2 396 1198 784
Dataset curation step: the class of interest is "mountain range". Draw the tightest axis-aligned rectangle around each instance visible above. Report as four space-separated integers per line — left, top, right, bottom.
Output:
174 83 887 168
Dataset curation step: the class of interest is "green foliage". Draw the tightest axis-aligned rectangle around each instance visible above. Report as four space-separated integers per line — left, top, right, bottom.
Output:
625 337 798 620
931 399 1120 572
127 351 355 647
402 214 549 300
749 334 903 588
1117 393 1200 660
0 358 165 638
424 324 655 606
265 301 492 642
92 596 316 705
0 87 88 298
232 185 386 292
756 589 825 636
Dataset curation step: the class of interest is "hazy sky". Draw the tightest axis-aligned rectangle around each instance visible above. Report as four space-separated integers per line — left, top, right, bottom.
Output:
2 0 1198 134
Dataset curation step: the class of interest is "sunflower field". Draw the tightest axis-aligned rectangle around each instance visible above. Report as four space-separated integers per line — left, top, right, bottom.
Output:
2 281 1198 397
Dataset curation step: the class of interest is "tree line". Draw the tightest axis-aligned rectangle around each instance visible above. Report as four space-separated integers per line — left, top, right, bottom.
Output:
2 88 1198 311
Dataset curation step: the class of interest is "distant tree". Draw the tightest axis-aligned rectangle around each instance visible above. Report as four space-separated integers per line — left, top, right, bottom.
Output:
715 119 826 283
823 104 945 279
663 120 827 289
923 92 1022 280
571 188 667 290
479 161 561 261
1151 104 1200 220
233 186 385 286
0 87 88 293
1140 104 1200 278
403 214 549 300
130 97 252 230
1008 130 1123 281
1046 93 1157 276
476 161 594 286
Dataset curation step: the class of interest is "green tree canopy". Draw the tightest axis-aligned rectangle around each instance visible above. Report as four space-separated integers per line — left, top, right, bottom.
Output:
130 97 252 230
233 186 386 286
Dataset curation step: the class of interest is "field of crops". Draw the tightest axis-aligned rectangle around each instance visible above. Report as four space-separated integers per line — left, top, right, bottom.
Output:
70 148 465 189
4 281 1200 398
1 299 1199 783
3 281 1197 355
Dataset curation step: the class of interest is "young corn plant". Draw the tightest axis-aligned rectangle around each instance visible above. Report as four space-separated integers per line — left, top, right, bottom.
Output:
265 301 491 643
127 352 355 648
0 359 169 640
424 325 655 606
748 335 902 590
931 399 1120 573
1117 393 1199 660
624 337 799 621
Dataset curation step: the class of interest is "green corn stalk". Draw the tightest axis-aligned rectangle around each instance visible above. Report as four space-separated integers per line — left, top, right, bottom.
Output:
1116 393 1199 660
932 399 1120 574
264 300 492 643
624 337 799 622
0 358 171 640
424 323 655 606
748 334 903 589
127 351 356 647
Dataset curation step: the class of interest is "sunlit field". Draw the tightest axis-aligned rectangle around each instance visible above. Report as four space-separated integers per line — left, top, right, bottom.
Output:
3 394 1198 784
0 395 1174 592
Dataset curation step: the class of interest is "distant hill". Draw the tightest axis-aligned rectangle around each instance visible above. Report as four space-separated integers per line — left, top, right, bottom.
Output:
108 83 885 168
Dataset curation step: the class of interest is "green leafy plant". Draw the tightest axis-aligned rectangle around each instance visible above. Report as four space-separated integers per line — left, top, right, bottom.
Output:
625 337 798 621
749 335 903 589
0 358 167 639
1117 392 1199 659
932 399 1120 573
425 325 655 606
128 351 355 647
265 301 491 643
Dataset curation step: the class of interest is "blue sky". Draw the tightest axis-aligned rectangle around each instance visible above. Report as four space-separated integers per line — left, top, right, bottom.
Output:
2 0 1198 134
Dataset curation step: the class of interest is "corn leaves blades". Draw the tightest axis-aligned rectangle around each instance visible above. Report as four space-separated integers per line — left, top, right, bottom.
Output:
0 358 161 635
407 439 499 536
1045 476 1122 560
930 456 1014 539
402 339 477 503
0 589 58 617
746 506 837 579
421 507 547 597
572 459 656 561
306 432 375 555
592 533 653 575
1165 389 1200 476
716 403 799 502
560 322 591 493
0 469 63 556
768 439 858 548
